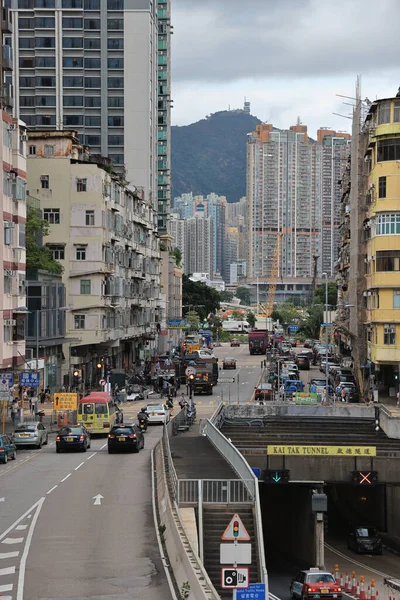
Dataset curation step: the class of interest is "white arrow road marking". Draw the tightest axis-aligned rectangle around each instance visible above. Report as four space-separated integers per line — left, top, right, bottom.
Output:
93 494 103 506
0 566 15 576
1 538 23 545
0 552 19 559
16 497 45 600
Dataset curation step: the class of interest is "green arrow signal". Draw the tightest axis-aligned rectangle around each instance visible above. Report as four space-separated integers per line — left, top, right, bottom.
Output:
272 472 281 483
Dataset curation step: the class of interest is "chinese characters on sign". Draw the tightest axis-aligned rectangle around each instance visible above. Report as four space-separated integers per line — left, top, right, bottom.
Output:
53 393 78 411
267 445 377 457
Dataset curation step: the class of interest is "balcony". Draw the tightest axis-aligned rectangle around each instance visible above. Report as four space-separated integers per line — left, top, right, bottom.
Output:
371 344 400 364
2 8 12 33
3 82 13 109
2 45 13 71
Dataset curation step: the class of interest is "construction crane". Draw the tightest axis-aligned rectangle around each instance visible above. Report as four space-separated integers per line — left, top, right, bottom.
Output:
264 233 283 317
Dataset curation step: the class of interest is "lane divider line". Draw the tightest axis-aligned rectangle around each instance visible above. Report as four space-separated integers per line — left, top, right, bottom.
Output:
60 473 71 482
86 452 97 460
99 443 107 450
16 497 45 600
46 486 58 495
325 543 393 579
74 462 84 471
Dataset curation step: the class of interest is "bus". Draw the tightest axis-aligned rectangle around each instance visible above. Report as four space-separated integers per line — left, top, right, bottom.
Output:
77 393 116 434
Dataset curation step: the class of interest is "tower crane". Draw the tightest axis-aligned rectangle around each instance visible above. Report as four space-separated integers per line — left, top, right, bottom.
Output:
264 232 283 317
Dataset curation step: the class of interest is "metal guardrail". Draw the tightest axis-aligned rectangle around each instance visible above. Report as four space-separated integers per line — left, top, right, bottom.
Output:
164 420 179 501
178 479 254 504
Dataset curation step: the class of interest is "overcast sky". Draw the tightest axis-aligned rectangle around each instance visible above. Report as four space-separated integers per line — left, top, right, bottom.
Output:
171 0 400 136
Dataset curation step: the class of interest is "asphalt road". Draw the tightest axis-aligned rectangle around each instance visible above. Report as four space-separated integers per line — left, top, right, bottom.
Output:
0 428 171 599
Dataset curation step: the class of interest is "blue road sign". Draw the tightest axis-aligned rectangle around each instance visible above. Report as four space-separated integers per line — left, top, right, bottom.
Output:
252 468 261 479
168 319 187 328
19 372 40 387
320 323 333 327
235 583 266 599
0 372 14 387
288 325 299 333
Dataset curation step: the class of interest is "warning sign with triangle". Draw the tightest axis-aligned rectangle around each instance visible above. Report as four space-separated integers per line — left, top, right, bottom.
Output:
221 513 250 541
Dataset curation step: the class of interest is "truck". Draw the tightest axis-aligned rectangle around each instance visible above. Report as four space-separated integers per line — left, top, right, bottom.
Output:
248 330 268 355
192 364 214 394
222 320 250 332
179 353 218 386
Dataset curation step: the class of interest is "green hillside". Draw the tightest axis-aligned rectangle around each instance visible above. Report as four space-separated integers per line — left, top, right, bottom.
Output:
171 110 261 203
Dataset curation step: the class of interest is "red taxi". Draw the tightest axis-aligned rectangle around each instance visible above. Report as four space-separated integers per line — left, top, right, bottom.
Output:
290 569 342 600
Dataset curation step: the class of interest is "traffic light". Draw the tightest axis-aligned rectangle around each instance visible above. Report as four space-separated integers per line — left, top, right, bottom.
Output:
352 471 378 486
264 469 290 484
73 369 82 386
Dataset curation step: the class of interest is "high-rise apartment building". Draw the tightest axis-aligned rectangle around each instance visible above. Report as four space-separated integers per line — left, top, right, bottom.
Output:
170 212 214 278
206 193 226 278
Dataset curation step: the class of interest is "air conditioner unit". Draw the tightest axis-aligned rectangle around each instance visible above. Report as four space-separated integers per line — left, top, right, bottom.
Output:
4 319 16 326
4 269 15 277
8 124 16 131
21 134 28 142
9 172 16 180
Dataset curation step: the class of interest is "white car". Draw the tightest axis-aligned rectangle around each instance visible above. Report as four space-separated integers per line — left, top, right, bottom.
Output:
13 422 48 448
145 403 170 425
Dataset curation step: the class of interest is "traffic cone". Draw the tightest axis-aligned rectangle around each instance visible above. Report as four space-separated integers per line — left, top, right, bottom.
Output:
360 576 366 600
370 580 376 600
352 572 357 595
356 580 360 598
367 586 371 600
340 574 344 588
346 574 352 593
335 565 340 584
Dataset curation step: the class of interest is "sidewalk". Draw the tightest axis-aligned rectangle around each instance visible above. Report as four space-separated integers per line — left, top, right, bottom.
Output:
2 400 55 435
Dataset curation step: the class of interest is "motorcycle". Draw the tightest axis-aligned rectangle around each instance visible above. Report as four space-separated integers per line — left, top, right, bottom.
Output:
138 417 148 432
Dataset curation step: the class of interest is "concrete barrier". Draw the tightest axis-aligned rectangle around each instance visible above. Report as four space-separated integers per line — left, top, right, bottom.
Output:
379 405 400 439
221 402 376 420
153 441 219 600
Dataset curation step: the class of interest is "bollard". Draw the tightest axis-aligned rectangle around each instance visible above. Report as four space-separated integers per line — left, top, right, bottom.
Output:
335 565 340 584
352 572 357 595
360 576 366 600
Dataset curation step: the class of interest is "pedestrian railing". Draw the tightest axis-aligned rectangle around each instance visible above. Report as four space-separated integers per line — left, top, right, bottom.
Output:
178 478 254 504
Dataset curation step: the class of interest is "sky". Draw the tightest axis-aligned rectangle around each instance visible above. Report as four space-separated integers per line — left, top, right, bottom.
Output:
171 0 400 137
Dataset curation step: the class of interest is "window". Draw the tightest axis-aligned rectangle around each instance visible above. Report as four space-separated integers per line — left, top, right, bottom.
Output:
44 145 54 156
20 96 36 107
375 213 400 235
36 57 56 68
108 57 124 69
378 176 386 199
108 96 124 108
76 246 86 260
19 17 35 28
108 116 124 127
84 18 100 29
4 274 11 294
63 76 83 87
48 245 65 260
394 290 400 309
36 76 55 87
37 115 56 126
84 77 101 88
84 38 100 49
63 57 83 68
384 324 396 345
35 0 55 7
35 37 55 48
85 210 95 225
19 38 35 49
62 17 83 28
4 223 12 245
19 0 34 6
19 57 35 68
376 250 400 272
85 135 101 146
84 0 100 7
108 77 123 88
74 314 85 329
84 58 100 69
41 175 49 189
108 38 123 49
80 279 91 294
35 16 55 28
108 135 123 145
378 101 391 125
43 208 60 224
63 37 83 48
85 97 101 107
29 145 36 155
377 138 400 162
20 77 35 88
36 96 56 107
63 96 84 107
62 0 82 6
107 0 123 7
394 101 400 123
85 116 101 126
110 154 124 165
64 115 83 126
77 178 87 192
108 18 123 29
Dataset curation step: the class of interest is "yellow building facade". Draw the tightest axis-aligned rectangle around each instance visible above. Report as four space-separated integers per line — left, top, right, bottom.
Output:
365 96 400 386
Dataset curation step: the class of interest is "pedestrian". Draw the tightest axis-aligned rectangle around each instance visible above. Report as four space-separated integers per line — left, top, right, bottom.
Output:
40 389 46 404
397 390 400 407
11 401 17 425
31 393 38 415
29 395 32 413
341 387 347 403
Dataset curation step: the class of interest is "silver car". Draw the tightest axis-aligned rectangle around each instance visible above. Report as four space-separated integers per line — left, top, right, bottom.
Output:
13 422 48 448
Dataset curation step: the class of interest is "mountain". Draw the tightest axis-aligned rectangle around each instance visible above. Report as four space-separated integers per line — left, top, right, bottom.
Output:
171 110 261 203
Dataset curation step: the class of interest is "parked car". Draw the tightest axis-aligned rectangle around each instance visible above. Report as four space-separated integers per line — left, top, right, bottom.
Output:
13 422 48 449
320 360 340 374
337 382 359 402
230 339 240 347
290 569 342 600
334 373 356 388
296 355 310 370
254 383 273 402
347 526 382 555
0 434 17 464
108 424 144 454
223 357 237 370
56 425 91 453
288 339 297 347
284 380 304 393
145 403 170 425
303 340 312 348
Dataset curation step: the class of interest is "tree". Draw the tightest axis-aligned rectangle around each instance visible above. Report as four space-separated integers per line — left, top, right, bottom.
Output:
26 205 63 274
235 286 251 306
247 312 256 328
171 247 182 267
297 306 323 339
314 282 337 309
231 309 244 321
182 275 221 322
220 290 233 303
270 304 301 326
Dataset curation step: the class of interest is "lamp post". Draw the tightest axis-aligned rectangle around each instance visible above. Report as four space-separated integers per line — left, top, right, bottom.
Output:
322 273 329 401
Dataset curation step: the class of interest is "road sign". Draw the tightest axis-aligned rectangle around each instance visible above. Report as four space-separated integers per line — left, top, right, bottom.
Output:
185 366 196 377
264 469 290 484
99 378 106 387
20 372 40 387
352 470 378 486
222 514 250 541
168 319 187 328
252 467 261 479
53 393 78 411
220 543 251 564
219 378 235 384
160 330 168 336
221 567 249 589
235 583 266 599
0 391 10 400
320 323 333 327
0 382 9 392
0 373 13 387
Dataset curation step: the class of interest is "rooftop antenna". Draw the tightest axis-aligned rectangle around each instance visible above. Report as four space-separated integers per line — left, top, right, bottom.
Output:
297 116 302 125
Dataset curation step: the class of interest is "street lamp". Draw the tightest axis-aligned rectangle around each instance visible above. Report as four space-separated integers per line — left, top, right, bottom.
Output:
322 273 329 401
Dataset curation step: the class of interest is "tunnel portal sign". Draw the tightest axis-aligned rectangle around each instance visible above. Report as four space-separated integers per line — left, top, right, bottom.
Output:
267 445 376 457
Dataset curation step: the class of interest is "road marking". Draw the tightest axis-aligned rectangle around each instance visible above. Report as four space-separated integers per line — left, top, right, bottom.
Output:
86 452 97 460
0 498 4 502
60 473 71 482
93 494 103 506
1 538 23 545
46 485 58 495
15 525 27 531
0 552 19 559
0 453 40 478
16 497 45 600
325 543 393 578
74 462 84 471
0 584 13 593
0 566 15 576
99 443 107 450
